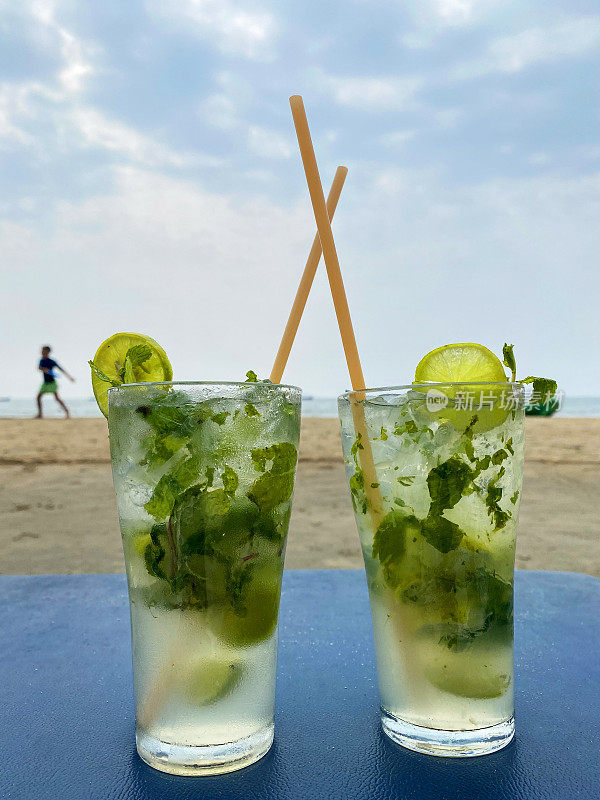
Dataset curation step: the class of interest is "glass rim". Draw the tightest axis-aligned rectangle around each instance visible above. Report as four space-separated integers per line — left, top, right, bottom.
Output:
338 381 525 401
108 380 302 394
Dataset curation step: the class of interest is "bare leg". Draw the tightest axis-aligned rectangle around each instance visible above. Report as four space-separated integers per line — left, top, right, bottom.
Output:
54 392 71 419
35 393 43 418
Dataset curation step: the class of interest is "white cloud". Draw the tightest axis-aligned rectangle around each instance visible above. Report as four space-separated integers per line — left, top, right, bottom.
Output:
199 71 254 132
378 129 416 148
312 71 423 111
247 125 292 159
0 88 35 147
27 0 97 94
201 93 239 131
434 0 474 25
69 108 219 168
453 16 600 79
401 0 504 33
57 27 95 93
146 0 278 61
528 152 550 166
0 79 218 169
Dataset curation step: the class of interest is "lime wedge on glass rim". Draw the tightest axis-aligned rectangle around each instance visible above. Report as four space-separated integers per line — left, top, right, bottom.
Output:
90 332 173 417
415 343 507 384
414 343 509 432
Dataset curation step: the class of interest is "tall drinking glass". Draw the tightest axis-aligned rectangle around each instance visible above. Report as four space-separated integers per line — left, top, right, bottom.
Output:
338 382 525 756
108 381 301 775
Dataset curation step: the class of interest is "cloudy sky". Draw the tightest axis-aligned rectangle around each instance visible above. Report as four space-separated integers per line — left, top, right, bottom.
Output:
1 0 599 398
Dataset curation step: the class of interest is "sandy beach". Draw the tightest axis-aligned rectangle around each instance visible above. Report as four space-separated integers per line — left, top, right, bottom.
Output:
1 417 598 576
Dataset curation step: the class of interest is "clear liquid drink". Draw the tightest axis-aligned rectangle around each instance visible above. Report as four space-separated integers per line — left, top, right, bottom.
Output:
108 381 301 774
338 383 525 756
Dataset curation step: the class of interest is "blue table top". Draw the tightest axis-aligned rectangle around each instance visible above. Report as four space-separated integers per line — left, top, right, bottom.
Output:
1 570 599 800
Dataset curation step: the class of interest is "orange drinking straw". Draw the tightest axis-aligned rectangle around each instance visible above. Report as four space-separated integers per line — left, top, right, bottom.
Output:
289 95 384 525
270 166 348 384
289 96 366 392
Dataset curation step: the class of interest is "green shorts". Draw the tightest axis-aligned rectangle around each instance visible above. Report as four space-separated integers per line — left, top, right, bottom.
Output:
40 381 58 394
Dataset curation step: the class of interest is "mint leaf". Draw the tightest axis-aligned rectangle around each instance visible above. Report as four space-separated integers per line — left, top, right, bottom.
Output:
250 442 297 474
172 454 201 490
373 511 421 587
394 419 419 437
245 403 261 417
372 510 407 563
464 439 475 461
172 486 230 557
502 343 516 382
478 568 513 628
145 474 179 520
379 426 388 441
122 356 136 384
475 454 491 472
427 457 475 516
247 472 295 512
211 411 229 425
463 415 479 438
138 404 197 439
485 467 512 530
222 465 239 497
247 442 298 512
349 468 366 513
350 433 364 457
521 376 558 399
491 449 508 466
421 516 464 553
404 566 512 640
88 360 121 386
142 433 188 468
144 539 166 579
252 512 281 542
397 476 415 487
501 344 557 399
510 490 519 504
126 343 153 369
143 522 176 580
245 370 258 382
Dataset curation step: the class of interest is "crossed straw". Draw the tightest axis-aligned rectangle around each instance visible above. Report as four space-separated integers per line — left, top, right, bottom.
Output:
272 95 384 528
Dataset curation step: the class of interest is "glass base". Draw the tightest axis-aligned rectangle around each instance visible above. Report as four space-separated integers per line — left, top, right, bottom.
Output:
381 709 514 757
136 724 274 775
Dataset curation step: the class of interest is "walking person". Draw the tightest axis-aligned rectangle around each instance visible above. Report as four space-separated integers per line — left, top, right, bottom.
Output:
36 345 75 418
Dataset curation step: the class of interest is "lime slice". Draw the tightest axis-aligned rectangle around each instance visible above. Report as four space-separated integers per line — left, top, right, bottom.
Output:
425 659 511 699
185 656 243 705
210 564 282 647
133 532 152 558
414 343 509 433
90 332 173 417
415 343 507 384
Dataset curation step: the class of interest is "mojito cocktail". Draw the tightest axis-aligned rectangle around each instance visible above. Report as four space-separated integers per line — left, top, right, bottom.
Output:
108 380 301 774
339 378 525 756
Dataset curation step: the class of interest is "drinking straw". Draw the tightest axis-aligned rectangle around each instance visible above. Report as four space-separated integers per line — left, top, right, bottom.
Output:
289 95 384 525
289 97 366 391
270 166 348 384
